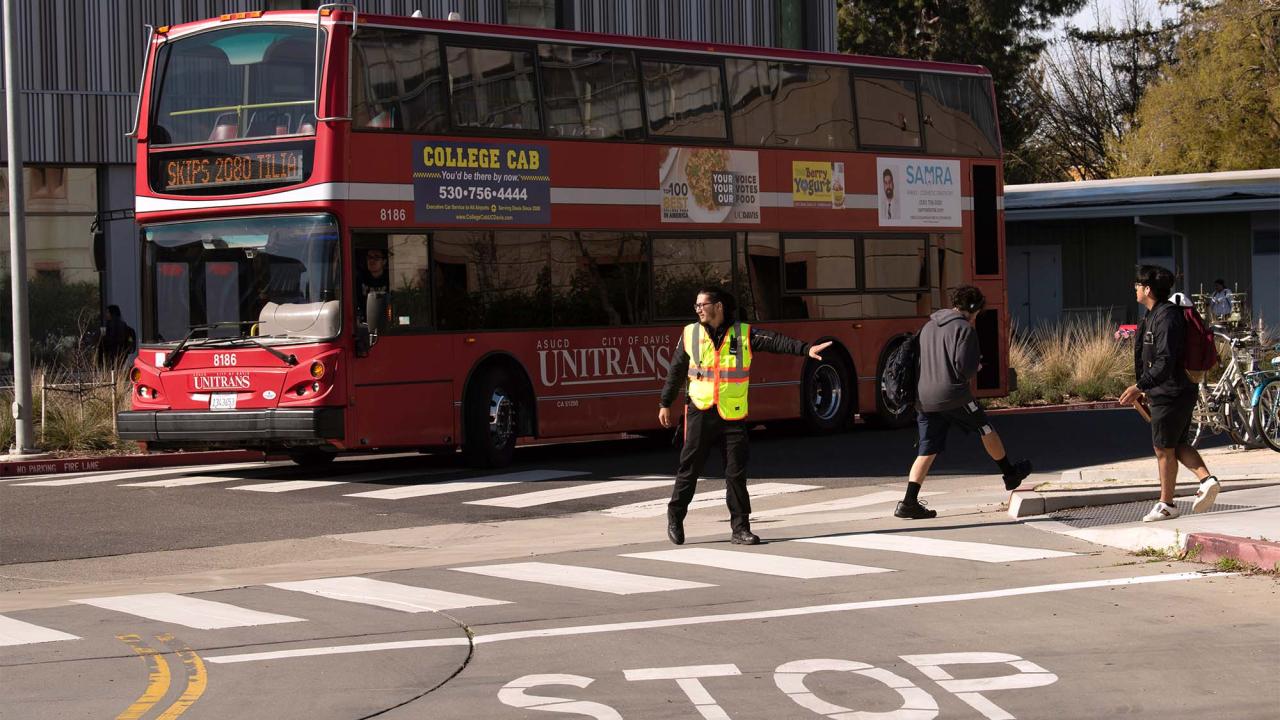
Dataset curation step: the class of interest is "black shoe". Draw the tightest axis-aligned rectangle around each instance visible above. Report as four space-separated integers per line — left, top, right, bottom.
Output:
730 529 761 545
1003 459 1032 491
894 499 938 519
667 518 685 545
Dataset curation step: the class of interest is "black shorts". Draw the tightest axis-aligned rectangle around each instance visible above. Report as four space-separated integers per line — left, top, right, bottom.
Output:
1149 392 1196 449
917 401 994 456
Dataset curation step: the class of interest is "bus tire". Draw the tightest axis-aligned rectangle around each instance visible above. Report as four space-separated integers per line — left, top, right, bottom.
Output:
802 354 851 433
288 446 337 466
865 335 917 429
463 366 520 468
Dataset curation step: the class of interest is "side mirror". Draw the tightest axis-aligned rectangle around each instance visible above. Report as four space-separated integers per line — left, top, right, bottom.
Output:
355 292 386 358
366 291 387 333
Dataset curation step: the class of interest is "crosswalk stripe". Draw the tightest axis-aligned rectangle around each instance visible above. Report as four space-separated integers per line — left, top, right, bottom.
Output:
267 577 510 612
230 480 349 493
13 463 270 487
796 534 1076 563
466 479 671 508
74 593 304 629
122 475 245 488
345 469 588 500
751 490 944 519
453 562 714 594
622 548 894 579
0 615 79 646
602 482 819 518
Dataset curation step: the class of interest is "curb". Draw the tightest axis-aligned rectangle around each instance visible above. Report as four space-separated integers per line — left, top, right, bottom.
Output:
1185 532 1280 570
986 401 1127 416
0 450 268 478
1007 478 1280 518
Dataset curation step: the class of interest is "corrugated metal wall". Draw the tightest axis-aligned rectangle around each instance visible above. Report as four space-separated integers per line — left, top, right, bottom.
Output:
0 0 833 165
569 0 835 51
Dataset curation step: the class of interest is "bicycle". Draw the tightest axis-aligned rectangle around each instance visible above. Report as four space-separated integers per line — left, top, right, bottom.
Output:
1190 328 1265 448
1248 350 1280 453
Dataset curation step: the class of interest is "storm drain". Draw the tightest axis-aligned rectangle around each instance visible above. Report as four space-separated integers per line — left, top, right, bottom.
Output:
1048 499 1254 529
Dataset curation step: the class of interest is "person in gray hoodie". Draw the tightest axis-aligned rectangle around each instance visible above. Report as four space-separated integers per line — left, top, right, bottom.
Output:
896 286 1032 519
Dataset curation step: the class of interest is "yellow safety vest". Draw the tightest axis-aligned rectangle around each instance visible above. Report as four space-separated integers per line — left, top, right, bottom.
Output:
683 322 753 420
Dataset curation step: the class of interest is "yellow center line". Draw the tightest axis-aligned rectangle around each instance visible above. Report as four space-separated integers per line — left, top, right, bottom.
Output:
115 634 172 720
155 633 209 720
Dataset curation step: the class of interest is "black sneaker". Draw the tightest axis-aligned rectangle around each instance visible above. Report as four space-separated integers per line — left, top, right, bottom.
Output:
730 529 761 545
1002 459 1032 491
894 499 937 519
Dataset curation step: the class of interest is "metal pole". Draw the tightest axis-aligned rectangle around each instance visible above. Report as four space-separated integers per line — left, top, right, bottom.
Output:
4 0 36 453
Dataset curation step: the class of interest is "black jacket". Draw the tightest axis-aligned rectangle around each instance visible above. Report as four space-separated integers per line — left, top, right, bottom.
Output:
1135 301 1193 401
660 320 809 408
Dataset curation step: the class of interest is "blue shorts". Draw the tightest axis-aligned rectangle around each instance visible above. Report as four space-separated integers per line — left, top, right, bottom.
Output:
917 401 994 456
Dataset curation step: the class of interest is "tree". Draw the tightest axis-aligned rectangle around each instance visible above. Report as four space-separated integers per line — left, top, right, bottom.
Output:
1116 0 1280 175
837 0 1088 184
1027 0 1181 179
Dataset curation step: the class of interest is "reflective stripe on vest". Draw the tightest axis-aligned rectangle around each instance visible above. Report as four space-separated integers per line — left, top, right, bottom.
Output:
683 322 752 420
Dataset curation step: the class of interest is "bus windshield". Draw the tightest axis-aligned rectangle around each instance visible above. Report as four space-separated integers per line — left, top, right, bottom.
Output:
143 214 341 344
151 25 323 145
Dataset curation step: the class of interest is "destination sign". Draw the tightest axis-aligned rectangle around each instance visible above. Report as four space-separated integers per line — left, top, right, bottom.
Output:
158 148 306 192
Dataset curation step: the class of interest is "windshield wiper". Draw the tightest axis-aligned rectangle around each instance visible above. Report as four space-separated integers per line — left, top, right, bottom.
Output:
206 335 299 366
162 321 258 369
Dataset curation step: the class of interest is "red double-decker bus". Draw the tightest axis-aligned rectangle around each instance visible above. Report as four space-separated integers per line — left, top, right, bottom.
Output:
119 7 1010 467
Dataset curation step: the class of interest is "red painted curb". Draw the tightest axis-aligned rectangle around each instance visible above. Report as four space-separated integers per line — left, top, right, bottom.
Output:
1185 532 1280 570
0 450 266 478
987 401 1126 416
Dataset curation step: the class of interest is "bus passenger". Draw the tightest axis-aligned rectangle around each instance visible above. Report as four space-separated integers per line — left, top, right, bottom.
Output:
658 286 832 545
356 248 389 321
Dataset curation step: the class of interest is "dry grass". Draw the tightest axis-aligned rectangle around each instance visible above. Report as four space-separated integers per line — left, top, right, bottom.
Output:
0 359 139 454
1001 318 1131 406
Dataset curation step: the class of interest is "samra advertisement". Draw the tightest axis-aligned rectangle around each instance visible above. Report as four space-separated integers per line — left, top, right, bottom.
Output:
876 158 962 227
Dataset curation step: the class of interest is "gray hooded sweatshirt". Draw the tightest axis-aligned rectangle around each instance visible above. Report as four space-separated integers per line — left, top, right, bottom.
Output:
917 308 981 412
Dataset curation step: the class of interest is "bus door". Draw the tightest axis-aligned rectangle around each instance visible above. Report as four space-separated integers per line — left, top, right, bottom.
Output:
349 232 455 449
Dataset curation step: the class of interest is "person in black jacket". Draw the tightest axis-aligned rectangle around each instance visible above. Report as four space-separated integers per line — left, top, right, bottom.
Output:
658 286 831 545
1119 265 1220 522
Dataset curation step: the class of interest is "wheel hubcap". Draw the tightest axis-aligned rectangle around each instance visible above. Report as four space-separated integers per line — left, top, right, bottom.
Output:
809 365 842 421
488 388 515 449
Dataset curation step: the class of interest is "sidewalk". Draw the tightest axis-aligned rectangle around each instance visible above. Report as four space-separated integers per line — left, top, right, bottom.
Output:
1011 446 1280 570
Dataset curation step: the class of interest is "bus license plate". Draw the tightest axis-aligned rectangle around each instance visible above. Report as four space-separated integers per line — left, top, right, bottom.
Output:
209 393 238 411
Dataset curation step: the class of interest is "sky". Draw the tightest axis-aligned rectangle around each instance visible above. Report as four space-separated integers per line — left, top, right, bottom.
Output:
1052 0 1181 36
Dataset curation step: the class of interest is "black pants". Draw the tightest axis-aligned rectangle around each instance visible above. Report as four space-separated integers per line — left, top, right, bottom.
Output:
669 405 751 533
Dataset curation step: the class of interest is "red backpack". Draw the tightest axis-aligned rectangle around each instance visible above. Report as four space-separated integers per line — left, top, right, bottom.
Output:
1182 305 1218 381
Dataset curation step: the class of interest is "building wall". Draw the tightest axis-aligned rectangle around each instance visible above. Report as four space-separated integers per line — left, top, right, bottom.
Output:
1007 217 1136 322
1177 213 1253 298
1008 210 1271 327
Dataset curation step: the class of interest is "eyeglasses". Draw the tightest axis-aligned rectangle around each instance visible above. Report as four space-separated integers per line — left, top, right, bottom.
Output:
693 302 718 311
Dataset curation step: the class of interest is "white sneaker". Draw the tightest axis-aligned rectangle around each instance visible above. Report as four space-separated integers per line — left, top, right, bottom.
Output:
1191 476 1221 514
1142 502 1180 522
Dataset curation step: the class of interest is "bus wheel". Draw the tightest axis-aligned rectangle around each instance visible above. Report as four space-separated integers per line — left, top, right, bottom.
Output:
865 336 917 429
803 356 851 433
464 367 519 468
288 447 337 466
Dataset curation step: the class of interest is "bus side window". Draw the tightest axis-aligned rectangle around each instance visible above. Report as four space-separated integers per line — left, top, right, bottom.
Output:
385 234 431 331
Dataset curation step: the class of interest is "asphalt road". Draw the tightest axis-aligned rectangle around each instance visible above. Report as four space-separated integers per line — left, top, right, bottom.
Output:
0 408 1215 564
2 408 1272 720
